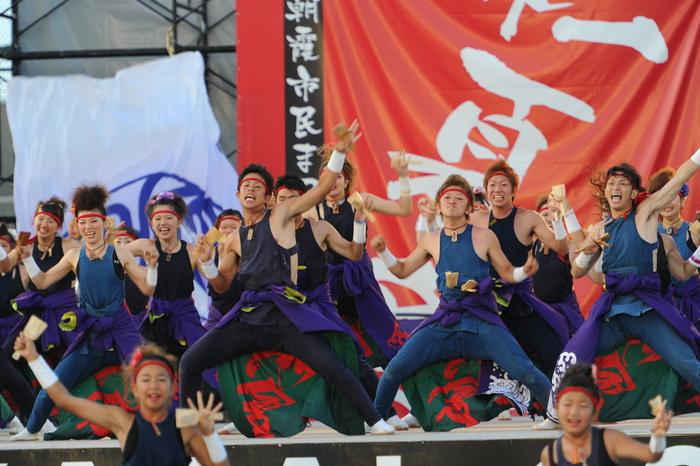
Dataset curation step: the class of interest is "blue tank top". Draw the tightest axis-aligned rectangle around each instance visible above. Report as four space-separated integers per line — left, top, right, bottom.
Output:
77 244 126 317
296 220 328 291
435 225 490 301
551 427 616 466
603 209 657 317
122 411 189 466
657 220 695 288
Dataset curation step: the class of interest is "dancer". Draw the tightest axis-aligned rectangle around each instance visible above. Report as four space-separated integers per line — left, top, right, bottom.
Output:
14 336 228 465
540 363 672 466
127 192 208 359
371 174 552 424
183 121 395 435
305 149 412 368
11 184 157 441
204 209 244 330
113 225 150 325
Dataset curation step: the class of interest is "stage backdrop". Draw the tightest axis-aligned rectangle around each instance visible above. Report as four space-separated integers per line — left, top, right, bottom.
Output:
238 0 700 317
8 51 240 318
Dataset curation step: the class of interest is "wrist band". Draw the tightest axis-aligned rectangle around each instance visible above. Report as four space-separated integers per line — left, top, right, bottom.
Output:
203 432 227 462
353 220 367 244
575 252 593 269
0 246 6 262
28 356 59 389
326 149 347 174
416 216 428 232
691 148 700 166
649 434 666 453
564 209 582 234
552 218 567 241
199 258 220 279
399 176 411 197
146 265 158 286
22 254 41 279
427 219 439 233
512 266 528 283
378 248 398 268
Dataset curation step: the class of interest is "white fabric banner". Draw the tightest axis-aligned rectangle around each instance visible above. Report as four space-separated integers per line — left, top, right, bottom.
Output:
7 51 240 317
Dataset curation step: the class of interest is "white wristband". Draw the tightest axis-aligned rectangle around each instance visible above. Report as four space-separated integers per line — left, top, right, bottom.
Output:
427 219 439 233
416 216 428 232
326 149 347 174
399 176 411 197
512 266 528 283
0 246 6 262
22 254 41 279
199 258 220 279
575 252 593 269
353 220 367 244
564 209 582 234
649 433 666 453
689 244 700 268
691 148 700 166
28 356 59 389
146 264 158 287
552 218 567 241
203 432 227 463
377 248 398 269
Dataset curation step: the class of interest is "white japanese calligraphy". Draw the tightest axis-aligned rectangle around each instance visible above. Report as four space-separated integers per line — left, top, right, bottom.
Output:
285 0 321 25
289 106 322 139
293 142 318 174
286 65 321 103
286 26 319 63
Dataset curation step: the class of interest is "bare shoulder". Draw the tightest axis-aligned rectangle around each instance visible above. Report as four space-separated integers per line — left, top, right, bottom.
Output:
469 210 490 227
63 237 81 250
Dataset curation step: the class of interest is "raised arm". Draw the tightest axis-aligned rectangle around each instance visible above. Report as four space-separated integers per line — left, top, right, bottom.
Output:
529 209 569 255
316 218 364 262
370 234 432 279
570 222 605 279
119 246 158 296
14 334 132 442
20 246 77 290
125 238 154 258
643 150 700 217
608 405 672 463
360 152 412 217
197 234 240 293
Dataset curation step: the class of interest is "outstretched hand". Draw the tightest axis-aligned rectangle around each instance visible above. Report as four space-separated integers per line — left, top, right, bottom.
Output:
187 391 224 437
14 332 39 362
523 254 539 276
370 235 386 253
143 246 159 267
651 407 673 438
335 120 362 153
196 236 214 262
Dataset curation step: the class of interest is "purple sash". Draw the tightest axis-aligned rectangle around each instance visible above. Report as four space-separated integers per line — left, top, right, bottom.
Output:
144 297 206 347
11 288 79 351
303 283 359 344
216 285 350 335
63 304 143 362
547 291 584 335
495 278 569 347
327 251 406 359
672 276 700 324
204 304 223 331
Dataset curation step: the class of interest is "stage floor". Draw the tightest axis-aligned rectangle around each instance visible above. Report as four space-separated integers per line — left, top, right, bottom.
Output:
2 412 700 465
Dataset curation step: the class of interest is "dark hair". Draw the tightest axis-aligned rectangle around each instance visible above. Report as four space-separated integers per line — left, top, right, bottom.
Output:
123 343 178 404
589 163 643 216
647 167 675 195
214 209 242 228
273 173 309 196
434 174 474 220
35 196 68 226
238 164 274 195
557 363 600 403
318 148 357 193
72 184 108 216
146 192 188 220
0 222 15 247
484 159 520 201
115 224 139 240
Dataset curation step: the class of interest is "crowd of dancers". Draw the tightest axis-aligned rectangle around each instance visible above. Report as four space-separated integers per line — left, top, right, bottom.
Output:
2 120 696 464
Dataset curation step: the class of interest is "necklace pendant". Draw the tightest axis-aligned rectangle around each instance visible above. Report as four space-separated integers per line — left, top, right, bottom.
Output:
331 201 339 214
247 228 254 241
41 250 47 261
166 253 172 262
88 253 95 261
451 230 458 242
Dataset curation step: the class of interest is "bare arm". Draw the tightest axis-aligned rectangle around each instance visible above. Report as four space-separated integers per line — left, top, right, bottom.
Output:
199 233 240 293
481 228 538 283
118 246 158 296
183 392 229 466
662 234 698 282
570 222 605 279
315 220 364 261
370 234 432 279
528 209 569 254
125 238 154 258
20 246 77 290
643 156 700 217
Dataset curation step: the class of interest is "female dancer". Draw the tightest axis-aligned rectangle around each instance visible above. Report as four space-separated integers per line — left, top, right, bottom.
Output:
11 184 157 441
204 209 244 330
307 147 412 368
113 225 150 325
127 192 208 359
14 336 228 465
3 197 81 366
540 363 672 465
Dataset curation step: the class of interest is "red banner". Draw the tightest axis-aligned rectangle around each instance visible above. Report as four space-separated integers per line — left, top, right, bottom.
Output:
238 0 700 315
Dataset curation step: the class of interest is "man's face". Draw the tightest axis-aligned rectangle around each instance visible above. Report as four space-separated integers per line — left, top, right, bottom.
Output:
605 174 637 211
237 174 270 209
487 174 515 208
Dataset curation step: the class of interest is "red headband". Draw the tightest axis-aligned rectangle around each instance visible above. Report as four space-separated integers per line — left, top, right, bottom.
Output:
606 173 638 190
485 171 513 186
538 206 549 213
320 168 348 179
115 232 137 241
238 177 271 195
133 360 175 382
34 211 62 226
0 236 13 245
76 213 107 221
217 216 241 224
439 188 471 204
273 186 305 199
150 209 181 220
556 387 599 406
